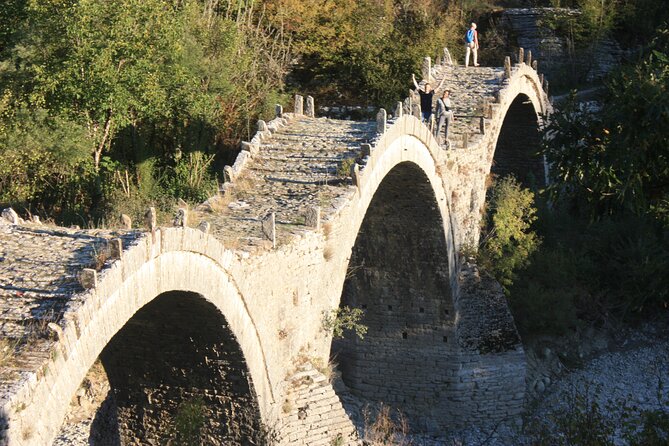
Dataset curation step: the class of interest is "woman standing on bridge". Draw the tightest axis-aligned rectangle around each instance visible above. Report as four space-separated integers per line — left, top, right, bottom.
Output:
412 73 447 123
435 89 454 146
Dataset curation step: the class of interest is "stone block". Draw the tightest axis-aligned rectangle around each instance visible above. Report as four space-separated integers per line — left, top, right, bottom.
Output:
109 238 123 260
305 96 315 117
304 206 321 229
78 268 97 289
1 207 20 225
261 212 276 248
294 94 304 115
173 208 188 228
197 221 210 234
376 108 387 134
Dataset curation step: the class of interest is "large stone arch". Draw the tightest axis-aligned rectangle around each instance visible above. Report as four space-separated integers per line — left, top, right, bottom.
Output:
4 229 274 445
325 116 463 432
336 115 458 285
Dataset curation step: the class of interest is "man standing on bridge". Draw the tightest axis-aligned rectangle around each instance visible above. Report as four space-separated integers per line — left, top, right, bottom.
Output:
465 22 480 67
412 73 447 123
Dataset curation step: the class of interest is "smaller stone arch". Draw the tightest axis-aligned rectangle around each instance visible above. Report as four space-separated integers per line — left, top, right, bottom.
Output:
4 229 275 446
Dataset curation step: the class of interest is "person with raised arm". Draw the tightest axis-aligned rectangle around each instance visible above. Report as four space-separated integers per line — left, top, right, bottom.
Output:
412 73 447 123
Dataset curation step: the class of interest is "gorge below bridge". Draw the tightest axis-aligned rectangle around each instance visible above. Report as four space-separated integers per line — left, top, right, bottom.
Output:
0 50 550 445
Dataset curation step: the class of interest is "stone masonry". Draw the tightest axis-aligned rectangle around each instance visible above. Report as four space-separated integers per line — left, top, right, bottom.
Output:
0 50 549 445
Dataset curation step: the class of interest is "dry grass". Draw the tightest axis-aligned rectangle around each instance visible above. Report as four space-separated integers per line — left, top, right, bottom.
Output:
311 357 335 382
362 404 411 446
322 221 333 239
323 245 334 261
0 338 15 368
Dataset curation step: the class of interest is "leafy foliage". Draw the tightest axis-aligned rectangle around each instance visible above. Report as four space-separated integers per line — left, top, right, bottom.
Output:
544 27 669 226
479 176 541 291
322 306 368 340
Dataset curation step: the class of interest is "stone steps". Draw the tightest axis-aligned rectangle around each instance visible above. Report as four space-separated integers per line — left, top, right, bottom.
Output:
279 363 358 446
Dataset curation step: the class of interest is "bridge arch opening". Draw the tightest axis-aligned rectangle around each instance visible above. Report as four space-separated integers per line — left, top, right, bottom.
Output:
331 161 455 432
57 291 265 445
492 93 544 187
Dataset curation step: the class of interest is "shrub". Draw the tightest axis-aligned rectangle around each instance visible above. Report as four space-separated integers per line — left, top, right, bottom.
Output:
322 306 367 340
479 176 541 291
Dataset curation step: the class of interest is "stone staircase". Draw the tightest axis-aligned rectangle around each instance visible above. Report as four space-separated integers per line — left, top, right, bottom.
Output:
279 363 358 446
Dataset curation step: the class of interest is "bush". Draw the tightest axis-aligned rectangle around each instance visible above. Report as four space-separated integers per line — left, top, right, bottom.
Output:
479 176 541 291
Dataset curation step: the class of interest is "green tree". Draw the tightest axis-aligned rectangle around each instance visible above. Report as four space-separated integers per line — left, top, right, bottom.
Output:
479 176 541 291
544 27 669 225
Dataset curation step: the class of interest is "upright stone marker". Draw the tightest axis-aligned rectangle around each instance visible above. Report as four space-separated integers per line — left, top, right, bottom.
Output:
443 47 453 66
304 206 321 229
145 207 157 242
223 165 234 183
294 94 304 115
120 214 132 229
257 119 268 132
197 220 211 234
526 49 532 67
79 268 97 289
518 47 525 65
532 60 538 71
173 208 188 228
109 238 123 260
395 101 403 118
305 96 315 118
376 108 387 134
275 104 283 118
1 208 20 225
422 56 432 81
262 212 276 249
504 56 512 78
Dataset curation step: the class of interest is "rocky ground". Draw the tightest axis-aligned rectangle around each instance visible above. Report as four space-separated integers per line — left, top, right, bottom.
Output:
53 323 668 445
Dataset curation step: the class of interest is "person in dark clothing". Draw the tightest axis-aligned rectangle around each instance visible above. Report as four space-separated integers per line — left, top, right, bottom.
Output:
412 73 447 123
435 89 454 146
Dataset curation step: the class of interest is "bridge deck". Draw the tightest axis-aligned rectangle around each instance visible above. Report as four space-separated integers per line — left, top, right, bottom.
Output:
195 117 376 250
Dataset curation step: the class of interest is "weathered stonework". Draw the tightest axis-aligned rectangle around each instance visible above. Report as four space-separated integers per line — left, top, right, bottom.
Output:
0 54 549 445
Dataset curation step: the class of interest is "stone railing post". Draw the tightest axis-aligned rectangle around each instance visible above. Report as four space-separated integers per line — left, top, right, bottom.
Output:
395 101 403 118
376 108 387 134
120 214 132 229
422 56 432 81
197 221 210 234
79 268 97 289
173 208 188 228
526 49 532 66
304 206 321 229
275 104 283 118
261 212 276 249
305 95 315 117
504 56 511 78
518 47 525 65
443 47 453 66
294 94 304 115
145 207 157 242
532 60 538 71
109 238 123 260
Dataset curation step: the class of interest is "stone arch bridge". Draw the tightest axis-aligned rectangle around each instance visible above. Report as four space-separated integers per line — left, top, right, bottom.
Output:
0 52 549 445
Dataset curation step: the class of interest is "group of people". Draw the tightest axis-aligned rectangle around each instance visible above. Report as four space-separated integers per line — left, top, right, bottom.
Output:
409 22 480 146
